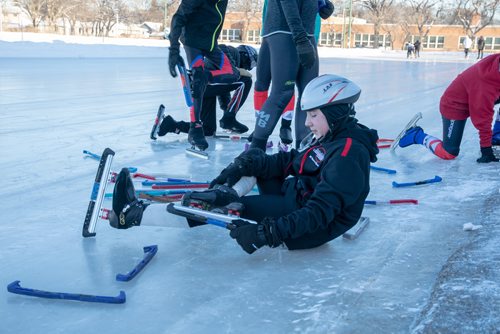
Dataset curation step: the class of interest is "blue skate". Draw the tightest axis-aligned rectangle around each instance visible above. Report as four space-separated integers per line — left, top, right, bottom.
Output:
398 126 426 148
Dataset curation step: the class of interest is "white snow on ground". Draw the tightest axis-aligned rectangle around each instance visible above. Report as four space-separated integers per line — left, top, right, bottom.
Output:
0 32 499 333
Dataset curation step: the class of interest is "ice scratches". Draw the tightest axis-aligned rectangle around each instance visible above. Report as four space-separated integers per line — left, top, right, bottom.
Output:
410 191 500 333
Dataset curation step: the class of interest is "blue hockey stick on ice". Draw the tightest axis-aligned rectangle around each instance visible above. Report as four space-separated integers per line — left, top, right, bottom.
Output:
392 175 442 188
7 281 126 304
370 165 397 174
116 245 158 282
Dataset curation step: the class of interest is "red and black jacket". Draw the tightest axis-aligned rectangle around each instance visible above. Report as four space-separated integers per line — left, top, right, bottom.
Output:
247 118 379 250
169 0 228 52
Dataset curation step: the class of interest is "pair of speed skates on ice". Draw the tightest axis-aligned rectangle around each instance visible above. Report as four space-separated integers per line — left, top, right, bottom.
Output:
150 104 250 159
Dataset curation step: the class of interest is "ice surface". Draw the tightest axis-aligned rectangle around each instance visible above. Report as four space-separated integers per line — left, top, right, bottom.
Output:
1 33 499 333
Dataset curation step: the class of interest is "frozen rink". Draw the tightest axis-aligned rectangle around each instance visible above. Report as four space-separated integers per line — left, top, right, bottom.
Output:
1 34 499 333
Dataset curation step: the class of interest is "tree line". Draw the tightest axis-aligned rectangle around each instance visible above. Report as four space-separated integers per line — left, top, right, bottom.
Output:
5 0 500 42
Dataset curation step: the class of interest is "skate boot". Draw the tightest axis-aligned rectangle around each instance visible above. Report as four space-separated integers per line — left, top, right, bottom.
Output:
188 122 209 151
181 185 240 210
108 168 148 229
219 113 249 134
398 126 426 148
158 115 181 136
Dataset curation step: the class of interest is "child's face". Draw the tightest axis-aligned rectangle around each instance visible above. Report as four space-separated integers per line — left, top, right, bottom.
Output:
305 109 330 139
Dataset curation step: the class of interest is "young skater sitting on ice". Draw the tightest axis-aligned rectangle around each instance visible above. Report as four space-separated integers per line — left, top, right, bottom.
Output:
109 74 379 254
398 53 500 163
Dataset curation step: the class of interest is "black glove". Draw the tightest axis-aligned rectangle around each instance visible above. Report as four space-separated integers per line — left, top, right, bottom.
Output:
229 219 270 254
209 151 257 188
477 146 499 163
294 34 316 69
319 0 334 19
168 45 185 78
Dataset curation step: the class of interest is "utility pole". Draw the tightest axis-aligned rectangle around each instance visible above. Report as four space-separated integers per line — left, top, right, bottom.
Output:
347 0 353 48
342 5 346 48
164 1 167 30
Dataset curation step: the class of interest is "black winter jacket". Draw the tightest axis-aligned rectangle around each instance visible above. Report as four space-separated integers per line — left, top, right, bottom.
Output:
247 118 379 250
169 0 228 52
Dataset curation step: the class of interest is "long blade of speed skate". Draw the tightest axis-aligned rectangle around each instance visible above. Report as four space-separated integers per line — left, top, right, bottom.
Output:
185 147 209 159
150 104 165 140
82 148 115 237
390 112 423 152
166 203 257 225
342 217 370 240
214 132 250 141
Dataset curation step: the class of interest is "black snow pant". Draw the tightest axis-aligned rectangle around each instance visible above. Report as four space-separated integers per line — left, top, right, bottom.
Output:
239 178 299 222
251 33 318 150
201 75 253 135
183 45 240 123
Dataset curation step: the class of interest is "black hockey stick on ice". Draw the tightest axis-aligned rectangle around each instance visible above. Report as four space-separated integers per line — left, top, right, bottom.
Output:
7 281 126 304
116 245 158 282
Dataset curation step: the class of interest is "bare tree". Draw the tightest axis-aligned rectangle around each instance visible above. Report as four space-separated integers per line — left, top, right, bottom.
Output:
453 0 500 38
230 0 262 42
360 0 395 48
407 0 441 40
13 0 46 28
65 0 93 35
45 0 70 32
95 0 128 36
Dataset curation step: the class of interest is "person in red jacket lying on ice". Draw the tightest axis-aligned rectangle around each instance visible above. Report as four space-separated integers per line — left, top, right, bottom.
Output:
398 53 500 163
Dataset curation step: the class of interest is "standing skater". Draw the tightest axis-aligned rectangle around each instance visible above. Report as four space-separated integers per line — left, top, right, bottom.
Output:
414 39 421 58
250 0 319 151
168 0 240 152
463 35 473 59
398 54 500 163
253 0 334 150
476 36 485 60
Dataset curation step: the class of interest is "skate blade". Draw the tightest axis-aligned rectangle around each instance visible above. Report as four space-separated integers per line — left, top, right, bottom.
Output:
390 112 423 152
185 147 209 159
342 217 370 240
214 132 250 141
150 104 165 140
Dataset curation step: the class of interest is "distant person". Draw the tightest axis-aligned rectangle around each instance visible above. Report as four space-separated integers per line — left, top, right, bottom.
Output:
476 36 485 59
413 40 421 58
167 0 240 152
398 54 500 163
463 36 472 59
109 74 380 255
155 44 257 137
406 42 415 59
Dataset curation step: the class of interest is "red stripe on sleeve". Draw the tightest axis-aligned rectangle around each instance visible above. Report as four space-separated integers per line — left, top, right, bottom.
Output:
341 138 352 157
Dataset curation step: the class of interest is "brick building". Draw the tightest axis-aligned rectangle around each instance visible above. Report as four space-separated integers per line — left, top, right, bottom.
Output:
222 12 500 52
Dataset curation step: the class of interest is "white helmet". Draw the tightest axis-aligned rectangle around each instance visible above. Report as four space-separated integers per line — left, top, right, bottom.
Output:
301 74 361 111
